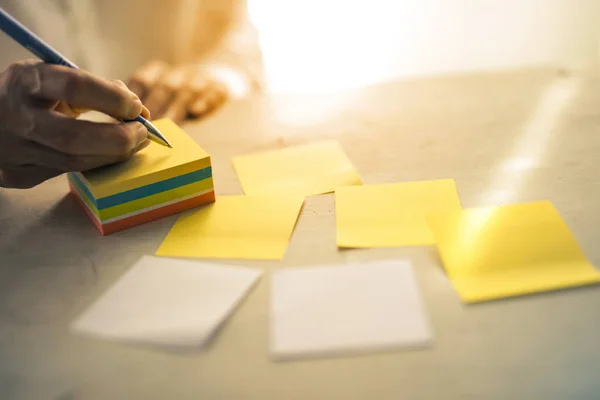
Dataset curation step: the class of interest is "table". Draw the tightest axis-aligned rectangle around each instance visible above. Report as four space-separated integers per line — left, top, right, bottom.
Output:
2 68 600 400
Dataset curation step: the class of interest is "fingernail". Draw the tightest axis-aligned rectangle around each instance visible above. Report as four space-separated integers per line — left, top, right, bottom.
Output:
135 122 148 146
129 98 143 119
142 105 151 119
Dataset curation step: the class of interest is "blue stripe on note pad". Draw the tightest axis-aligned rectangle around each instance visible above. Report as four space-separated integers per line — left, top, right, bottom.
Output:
69 167 213 210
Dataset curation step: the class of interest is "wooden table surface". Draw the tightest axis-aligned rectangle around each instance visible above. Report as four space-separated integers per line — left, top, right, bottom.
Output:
2 68 600 400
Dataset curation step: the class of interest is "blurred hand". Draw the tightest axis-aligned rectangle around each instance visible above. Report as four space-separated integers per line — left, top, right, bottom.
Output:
127 61 234 124
0 60 151 189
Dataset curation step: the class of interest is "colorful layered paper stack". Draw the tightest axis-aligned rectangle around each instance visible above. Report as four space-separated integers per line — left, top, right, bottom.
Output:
68 119 215 235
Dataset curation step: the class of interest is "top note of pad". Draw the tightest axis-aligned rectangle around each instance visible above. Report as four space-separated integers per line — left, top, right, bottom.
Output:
74 119 211 198
232 141 362 197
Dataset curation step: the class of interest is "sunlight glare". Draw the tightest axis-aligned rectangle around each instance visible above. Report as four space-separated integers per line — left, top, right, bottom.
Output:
479 77 579 206
248 0 415 94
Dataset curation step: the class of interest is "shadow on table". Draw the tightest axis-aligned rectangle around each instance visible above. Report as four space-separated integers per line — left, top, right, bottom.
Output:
0 192 175 326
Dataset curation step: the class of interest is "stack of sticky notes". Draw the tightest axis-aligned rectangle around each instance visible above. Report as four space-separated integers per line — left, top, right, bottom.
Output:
69 119 215 235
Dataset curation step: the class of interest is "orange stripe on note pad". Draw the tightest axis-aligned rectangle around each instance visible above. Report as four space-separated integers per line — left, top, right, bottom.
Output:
70 185 215 235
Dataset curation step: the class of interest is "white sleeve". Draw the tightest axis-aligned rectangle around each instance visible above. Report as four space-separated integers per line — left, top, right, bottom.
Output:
0 0 75 71
197 0 265 95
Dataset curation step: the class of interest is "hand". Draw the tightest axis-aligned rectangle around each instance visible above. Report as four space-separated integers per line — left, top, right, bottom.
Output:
0 60 151 189
127 61 231 123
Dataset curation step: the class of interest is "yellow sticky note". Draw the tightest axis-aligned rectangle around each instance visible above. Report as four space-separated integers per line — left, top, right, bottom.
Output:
335 179 462 248
232 141 362 196
427 201 600 303
77 119 211 198
156 195 304 260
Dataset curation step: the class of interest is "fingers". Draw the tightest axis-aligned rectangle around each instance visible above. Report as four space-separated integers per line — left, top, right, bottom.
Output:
144 65 190 118
141 105 151 119
162 90 194 123
127 60 169 101
126 62 231 122
145 66 189 118
12 137 150 180
188 81 228 118
24 111 148 156
0 61 155 189
187 71 217 117
143 86 173 119
0 138 150 189
21 142 127 171
15 62 143 120
159 80 228 122
188 98 208 117
112 79 151 119
0 166 62 189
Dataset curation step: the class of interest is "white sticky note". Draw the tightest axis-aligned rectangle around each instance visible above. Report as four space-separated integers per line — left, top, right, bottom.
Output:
270 261 433 360
70 256 262 348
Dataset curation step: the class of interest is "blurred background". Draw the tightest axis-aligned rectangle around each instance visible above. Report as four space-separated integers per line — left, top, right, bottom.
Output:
248 0 600 94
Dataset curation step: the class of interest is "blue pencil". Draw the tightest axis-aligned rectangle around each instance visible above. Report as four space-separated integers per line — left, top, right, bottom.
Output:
0 7 171 148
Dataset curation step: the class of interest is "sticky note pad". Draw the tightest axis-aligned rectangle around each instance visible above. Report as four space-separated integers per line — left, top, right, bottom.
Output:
156 195 303 260
335 179 462 248
270 261 433 360
232 141 362 196
427 201 600 303
70 256 262 348
68 119 215 235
